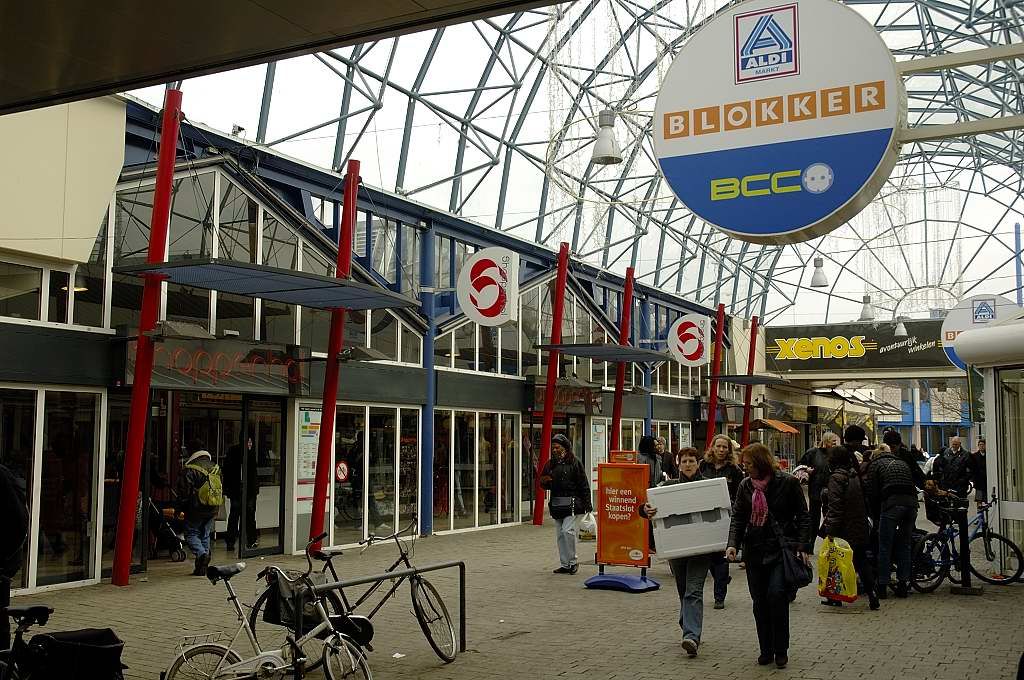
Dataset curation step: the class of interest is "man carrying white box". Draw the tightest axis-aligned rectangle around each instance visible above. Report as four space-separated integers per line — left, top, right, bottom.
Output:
639 448 731 658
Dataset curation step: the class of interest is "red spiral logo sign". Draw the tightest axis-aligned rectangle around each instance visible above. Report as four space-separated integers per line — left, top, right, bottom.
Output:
676 320 704 362
468 257 508 318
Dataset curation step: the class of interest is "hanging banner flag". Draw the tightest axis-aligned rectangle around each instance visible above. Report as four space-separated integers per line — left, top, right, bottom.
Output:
456 247 520 326
596 463 650 568
652 0 906 244
668 314 713 367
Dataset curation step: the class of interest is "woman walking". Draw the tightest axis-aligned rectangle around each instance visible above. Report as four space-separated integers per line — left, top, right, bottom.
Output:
700 434 745 609
819 445 880 610
726 443 810 669
539 434 592 574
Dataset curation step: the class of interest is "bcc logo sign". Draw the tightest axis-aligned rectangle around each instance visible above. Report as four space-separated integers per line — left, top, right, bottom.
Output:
711 163 834 202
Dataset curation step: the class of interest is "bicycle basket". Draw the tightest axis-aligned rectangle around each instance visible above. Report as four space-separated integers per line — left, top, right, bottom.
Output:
27 628 127 679
264 570 331 633
925 495 968 524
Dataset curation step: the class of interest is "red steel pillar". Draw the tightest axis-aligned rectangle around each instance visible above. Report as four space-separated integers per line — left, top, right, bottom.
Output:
532 242 570 526
609 267 635 452
703 303 727 452
308 159 360 547
112 89 182 586
740 315 760 447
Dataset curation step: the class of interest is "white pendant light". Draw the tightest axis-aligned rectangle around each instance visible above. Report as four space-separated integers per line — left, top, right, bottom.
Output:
894 316 909 337
858 294 875 322
591 110 622 165
810 257 828 287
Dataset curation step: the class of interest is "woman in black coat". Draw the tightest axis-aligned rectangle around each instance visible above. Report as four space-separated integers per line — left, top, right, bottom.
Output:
700 434 745 608
726 443 810 670
539 434 592 575
819 446 879 610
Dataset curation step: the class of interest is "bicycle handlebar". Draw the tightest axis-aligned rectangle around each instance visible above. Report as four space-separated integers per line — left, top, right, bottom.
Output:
359 517 418 548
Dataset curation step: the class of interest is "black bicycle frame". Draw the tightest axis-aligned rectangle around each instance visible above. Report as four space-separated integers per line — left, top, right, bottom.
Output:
321 537 414 619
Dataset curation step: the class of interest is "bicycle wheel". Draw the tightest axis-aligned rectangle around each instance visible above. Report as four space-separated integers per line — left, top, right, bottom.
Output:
911 533 949 593
0 658 21 680
248 585 345 671
410 576 456 663
969 531 1024 584
163 644 242 680
323 634 373 680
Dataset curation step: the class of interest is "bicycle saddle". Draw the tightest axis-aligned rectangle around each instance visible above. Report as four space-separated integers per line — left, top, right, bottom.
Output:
311 548 344 561
6 605 53 626
206 562 247 583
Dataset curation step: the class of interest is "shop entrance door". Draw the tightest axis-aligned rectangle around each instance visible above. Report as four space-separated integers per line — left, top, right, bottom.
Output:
243 399 285 557
522 413 586 516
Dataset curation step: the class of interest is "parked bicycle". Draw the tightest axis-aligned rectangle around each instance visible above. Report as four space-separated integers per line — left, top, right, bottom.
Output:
1 605 126 680
163 532 372 680
249 517 456 664
913 491 1023 593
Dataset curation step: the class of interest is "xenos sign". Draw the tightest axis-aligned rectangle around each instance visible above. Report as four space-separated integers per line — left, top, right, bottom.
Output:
772 336 870 360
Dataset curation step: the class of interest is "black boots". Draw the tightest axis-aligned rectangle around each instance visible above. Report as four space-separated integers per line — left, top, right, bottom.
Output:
192 553 210 577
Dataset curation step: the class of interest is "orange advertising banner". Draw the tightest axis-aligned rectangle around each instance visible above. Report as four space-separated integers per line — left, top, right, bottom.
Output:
595 462 650 568
608 450 637 463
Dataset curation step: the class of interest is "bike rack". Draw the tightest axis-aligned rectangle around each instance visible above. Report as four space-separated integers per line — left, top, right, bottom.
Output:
292 560 467 679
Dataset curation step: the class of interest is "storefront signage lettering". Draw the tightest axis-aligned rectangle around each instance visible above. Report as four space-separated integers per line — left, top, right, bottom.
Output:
772 335 869 360
766 320 948 371
596 463 650 568
125 337 311 395
532 383 602 414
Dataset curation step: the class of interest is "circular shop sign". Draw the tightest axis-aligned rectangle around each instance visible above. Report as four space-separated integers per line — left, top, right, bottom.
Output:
653 0 906 244
667 314 713 367
940 294 1017 370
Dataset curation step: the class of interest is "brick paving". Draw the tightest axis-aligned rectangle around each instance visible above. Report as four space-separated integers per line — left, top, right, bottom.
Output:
13 523 1024 679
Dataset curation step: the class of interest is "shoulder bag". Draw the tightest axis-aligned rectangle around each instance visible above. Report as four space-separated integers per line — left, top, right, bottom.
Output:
768 511 813 589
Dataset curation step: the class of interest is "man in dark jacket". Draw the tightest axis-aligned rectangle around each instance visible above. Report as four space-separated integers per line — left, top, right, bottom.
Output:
971 438 988 503
865 441 918 598
637 435 665 488
931 436 974 497
882 430 926 491
539 434 592 575
640 448 711 658
798 431 840 541
175 442 223 576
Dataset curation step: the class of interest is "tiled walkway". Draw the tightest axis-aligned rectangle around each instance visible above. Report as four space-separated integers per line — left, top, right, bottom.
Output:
13 523 1024 679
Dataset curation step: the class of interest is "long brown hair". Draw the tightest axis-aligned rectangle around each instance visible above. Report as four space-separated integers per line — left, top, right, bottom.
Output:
740 442 778 479
704 434 737 466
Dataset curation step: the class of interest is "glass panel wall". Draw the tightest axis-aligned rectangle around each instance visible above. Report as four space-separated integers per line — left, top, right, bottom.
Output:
37 391 98 586
333 406 366 547
167 174 216 262
367 407 397 534
216 291 255 339
478 413 498 526
401 325 422 365
165 283 210 330
0 261 42 320
433 411 452 532
370 310 398 360
452 411 476 529
0 389 35 589
300 247 333 352
520 288 540 376
74 214 108 327
479 326 498 373
454 323 475 371
499 320 518 376
398 409 418 529
47 270 70 323
499 414 518 523
218 181 258 264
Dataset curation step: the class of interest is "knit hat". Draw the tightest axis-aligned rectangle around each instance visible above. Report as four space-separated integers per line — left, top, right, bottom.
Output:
882 430 902 448
551 434 572 452
843 424 866 445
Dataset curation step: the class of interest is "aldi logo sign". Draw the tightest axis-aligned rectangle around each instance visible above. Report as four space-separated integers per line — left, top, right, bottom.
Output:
735 4 799 83
972 299 996 323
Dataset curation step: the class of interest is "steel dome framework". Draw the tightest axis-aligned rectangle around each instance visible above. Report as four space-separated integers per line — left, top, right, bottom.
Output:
138 0 1024 324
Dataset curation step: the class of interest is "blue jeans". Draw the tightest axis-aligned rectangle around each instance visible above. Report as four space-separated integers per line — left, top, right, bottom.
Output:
877 504 917 586
669 555 710 642
185 516 215 558
555 515 578 568
709 553 731 602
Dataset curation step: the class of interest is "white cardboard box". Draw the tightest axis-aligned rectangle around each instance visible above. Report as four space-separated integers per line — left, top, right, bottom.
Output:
648 477 731 560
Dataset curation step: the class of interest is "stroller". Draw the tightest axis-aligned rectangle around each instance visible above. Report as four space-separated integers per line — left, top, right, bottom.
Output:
147 499 187 562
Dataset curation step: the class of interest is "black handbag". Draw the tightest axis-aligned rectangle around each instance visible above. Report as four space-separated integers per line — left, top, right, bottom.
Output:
550 496 574 513
768 512 813 589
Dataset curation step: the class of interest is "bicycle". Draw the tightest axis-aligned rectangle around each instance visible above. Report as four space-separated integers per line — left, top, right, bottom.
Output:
1 605 126 680
912 491 1023 593
163 532 372 680
248 517 456 664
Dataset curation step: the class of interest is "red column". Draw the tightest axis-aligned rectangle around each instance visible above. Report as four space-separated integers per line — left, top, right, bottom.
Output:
609 267 635 451
740 315 760 447
703 303 727 452
112 89 182 586
308 159 360 547
532 242 570 526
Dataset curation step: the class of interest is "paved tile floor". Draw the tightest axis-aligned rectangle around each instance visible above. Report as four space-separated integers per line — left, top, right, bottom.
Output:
13 523 1024 679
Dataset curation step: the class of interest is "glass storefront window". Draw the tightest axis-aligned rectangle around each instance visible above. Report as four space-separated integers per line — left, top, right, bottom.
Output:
38 391 98 586
165 282 210 330
216 291 255 339
398 409 418 529
0 261 42 320
433 411 452 532
478 413 498 526
454 323 475 371
368 408 397 534
401 325 422 365
370 310 398 361
453 411 476 529
0 389 35 589
334 406 366 547
500 414 518 524
48 270 70 323
74 214 108 328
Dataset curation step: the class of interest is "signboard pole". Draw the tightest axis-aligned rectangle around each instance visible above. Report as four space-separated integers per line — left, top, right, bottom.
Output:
610 267 635 451
703 303 726 452
112 88 182 586
740 315 760 447
308 159 360 547
533 242 570 526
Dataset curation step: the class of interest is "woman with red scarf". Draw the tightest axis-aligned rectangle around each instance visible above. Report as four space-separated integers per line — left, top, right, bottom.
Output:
726 443 810 670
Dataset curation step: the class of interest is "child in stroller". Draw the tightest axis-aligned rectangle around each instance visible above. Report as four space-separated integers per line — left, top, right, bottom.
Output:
147 499 187 562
